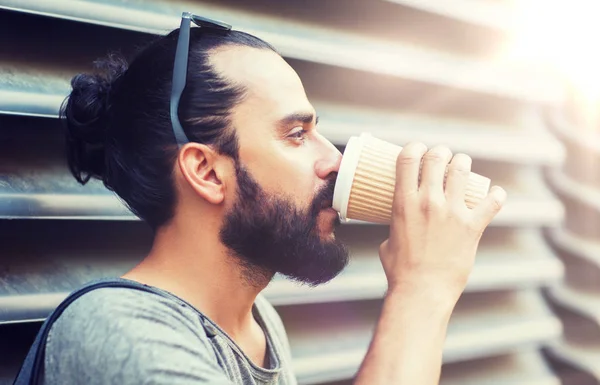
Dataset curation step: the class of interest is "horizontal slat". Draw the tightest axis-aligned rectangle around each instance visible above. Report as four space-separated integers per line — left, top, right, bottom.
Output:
0 194 134 221
545 301 600 383
280 292 561 384
177 0 507 58
326 351 560 385
265 228 563 305
0 61 537 128
0 71 564 166
0 293 65 324
284 290 561 384
548 111 600 189
0 72 565 165
347 165 565 227
546 169 600 239
548 228 600 270
0 90 66 118
441 351 559 385
0 220 150 297
549 110 600 154
548 285 600 324
318 103 565 166
0 0 563 103
0 116 564 225
0 226 563 323
383 0 512 30
546 228 600 295
546 343 600 385
547 167 600 212
0 188 564 226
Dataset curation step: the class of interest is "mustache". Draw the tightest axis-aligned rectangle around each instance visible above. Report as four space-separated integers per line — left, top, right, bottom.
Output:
310 178 337 215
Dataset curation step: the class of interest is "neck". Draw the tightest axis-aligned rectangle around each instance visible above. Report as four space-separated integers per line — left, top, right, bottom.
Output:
122 215 272 338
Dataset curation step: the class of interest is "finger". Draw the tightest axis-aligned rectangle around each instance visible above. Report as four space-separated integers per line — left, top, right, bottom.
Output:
472 186 507 228
395 142 428 198
419 146 453 198
445 153 472 206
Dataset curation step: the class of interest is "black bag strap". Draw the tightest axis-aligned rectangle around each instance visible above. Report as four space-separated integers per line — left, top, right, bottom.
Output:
12 278 186 385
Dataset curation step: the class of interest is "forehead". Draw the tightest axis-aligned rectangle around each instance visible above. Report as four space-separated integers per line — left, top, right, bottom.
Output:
208 45 313 119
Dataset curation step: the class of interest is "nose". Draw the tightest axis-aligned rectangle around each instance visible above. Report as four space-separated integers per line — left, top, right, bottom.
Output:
315 134 342 180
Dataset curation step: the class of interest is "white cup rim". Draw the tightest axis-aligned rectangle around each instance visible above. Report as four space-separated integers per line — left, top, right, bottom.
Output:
332 134 370 221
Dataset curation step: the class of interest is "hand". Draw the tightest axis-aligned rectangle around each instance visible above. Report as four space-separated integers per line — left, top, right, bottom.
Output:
379 143 506 302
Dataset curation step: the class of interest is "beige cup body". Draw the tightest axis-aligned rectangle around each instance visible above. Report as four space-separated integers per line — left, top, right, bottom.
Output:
346 136 490 224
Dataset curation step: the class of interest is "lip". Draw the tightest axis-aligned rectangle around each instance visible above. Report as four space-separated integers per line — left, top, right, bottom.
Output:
321 207 337 214
320 200 333 210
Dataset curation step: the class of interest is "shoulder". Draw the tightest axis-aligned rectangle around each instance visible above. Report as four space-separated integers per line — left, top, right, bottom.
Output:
43 287 228 385
49 286 207 342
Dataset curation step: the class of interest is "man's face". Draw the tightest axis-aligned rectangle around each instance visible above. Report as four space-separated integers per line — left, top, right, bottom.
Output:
211 46 349 286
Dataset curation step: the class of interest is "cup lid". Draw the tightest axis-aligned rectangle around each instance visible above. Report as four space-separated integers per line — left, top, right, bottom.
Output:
332 134 368 222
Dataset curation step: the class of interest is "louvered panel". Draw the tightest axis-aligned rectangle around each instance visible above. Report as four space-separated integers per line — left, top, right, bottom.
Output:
544 94 600 381
0 0 563 103
545 303 600 384
0 225 563 324
0 1 567 384
280 290 561 384
544 227 600 383
440 351 560 385
547 228 600 294
0 71 566 166
322 351 560 385
0 115 564 225
265 227 563 305
549 111 600 190
383 0 513 30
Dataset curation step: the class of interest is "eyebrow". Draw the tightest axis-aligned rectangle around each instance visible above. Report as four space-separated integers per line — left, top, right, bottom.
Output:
276 112 319 128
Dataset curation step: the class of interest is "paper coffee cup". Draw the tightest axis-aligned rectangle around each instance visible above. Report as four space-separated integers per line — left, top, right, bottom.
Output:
332 133 491 224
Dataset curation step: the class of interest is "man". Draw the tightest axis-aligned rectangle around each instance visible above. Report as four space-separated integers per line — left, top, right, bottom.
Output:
42 13 505 385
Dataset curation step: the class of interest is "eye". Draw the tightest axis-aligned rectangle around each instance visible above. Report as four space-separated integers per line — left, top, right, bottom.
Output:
288 128 308 142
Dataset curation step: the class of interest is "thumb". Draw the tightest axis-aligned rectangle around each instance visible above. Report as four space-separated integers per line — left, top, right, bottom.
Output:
472 186 507 229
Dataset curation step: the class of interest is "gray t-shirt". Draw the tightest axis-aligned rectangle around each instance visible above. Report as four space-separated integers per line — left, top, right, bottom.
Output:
41 285 297 385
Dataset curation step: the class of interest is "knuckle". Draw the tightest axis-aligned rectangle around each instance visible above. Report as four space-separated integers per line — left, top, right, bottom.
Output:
447 166 470 179
391 198 410 217
424 146 452 163
420 195 444 212
392 202 405 217
396 154 421 166
490 197 504 213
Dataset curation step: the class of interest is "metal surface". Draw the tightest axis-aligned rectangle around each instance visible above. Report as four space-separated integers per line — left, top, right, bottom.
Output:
0 69 566 165
383 0 513 30
265 228 564 305
0 1 569 384
284 290 561 384
0 226 563 324
543 87 600 380
441 351 560 385
0 0 564 103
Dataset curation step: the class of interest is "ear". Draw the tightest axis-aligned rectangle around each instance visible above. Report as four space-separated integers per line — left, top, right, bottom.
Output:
177 143 225 205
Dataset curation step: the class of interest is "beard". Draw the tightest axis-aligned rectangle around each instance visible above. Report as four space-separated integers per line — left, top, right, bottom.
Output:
219 161 349 287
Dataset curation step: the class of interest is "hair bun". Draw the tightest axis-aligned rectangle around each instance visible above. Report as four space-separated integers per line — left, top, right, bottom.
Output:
62 54 128 184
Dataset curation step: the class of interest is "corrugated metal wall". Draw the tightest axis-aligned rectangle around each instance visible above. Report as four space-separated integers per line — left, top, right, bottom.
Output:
544 92 600 382
0 1 574 384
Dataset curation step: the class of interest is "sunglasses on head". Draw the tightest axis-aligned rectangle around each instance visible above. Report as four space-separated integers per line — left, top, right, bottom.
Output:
170 12 232 147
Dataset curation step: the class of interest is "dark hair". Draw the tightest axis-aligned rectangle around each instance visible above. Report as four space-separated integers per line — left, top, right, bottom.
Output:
61 28 277 229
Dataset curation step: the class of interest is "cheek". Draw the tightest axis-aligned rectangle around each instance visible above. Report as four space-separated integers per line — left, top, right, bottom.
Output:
242 146 318 207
